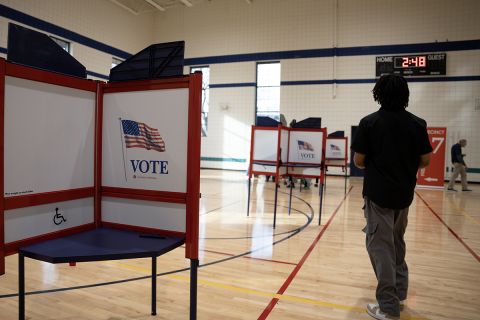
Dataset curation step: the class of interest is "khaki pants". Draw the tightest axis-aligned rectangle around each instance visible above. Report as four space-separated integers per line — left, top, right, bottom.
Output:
363 198 409 317
447 162 468 190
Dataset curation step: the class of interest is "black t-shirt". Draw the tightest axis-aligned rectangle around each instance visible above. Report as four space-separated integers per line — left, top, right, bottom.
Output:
351 108 432 209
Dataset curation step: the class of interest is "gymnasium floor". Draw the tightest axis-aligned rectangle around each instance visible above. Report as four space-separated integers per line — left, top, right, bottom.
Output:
0 169 479 320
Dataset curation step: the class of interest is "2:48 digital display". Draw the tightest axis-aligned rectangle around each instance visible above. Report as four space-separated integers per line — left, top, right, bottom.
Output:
394 55 426 68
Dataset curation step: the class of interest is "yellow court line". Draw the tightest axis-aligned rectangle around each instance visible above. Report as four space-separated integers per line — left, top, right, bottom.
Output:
450 204 480 226
107 261 428 320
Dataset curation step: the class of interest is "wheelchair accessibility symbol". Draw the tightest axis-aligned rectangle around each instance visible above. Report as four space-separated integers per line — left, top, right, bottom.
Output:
53 207 67 225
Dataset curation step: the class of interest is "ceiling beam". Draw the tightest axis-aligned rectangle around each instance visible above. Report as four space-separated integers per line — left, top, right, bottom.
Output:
179 0 193 7
109 0 139 15
144 0 166 11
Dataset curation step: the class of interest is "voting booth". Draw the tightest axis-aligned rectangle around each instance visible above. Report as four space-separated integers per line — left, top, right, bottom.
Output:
325 137 349 194
0 26 201 320
247 125 327 226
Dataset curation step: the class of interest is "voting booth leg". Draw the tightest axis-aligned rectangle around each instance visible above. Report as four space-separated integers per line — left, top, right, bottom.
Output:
273 183 279 229
247 177 251 216
190 259 199 320
324 172 327 192
318 183 324 225
344 166 347 195
288 182 293 215
151 256 157 316
19 253 25 320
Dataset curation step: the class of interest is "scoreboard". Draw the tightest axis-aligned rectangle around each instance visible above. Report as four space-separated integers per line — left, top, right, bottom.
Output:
376 53 446 76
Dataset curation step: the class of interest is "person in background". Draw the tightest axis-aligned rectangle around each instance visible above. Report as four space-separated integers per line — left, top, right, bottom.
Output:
351 74 432 320
447 139 472 192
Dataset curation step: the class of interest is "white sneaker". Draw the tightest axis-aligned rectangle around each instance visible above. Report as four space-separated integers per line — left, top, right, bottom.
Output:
366 303 400 320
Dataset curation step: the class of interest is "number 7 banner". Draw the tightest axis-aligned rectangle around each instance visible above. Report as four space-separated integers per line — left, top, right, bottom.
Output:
417 127 447 188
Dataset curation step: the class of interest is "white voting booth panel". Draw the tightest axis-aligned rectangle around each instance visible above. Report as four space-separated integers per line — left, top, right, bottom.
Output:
2 67 96 263
325 137 348 176
102 88 189 234
102 89 188 192
253 129 278 162
4 77 95 195
287 130 324 177
251 127 279 175
100 74 202 260
288 131 324 164
5 198 94 243
326 138 347 160
102 198 186 233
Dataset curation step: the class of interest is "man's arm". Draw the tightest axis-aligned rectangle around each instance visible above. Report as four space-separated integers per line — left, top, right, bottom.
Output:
418 153 431 169
354 152 366 169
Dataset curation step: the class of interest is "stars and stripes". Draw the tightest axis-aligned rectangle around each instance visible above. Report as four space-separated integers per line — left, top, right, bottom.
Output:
330 144 341 151
297 140 314 152
121 120 165 152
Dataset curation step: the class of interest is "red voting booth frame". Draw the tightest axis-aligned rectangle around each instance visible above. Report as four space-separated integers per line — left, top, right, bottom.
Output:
247 125 327 227
324 137 349 195
0 59 202 314
417 127 447 188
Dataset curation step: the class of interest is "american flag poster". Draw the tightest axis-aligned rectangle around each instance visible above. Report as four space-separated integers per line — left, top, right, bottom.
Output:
121 120 165 152
326 138 346 159
297 140 314 151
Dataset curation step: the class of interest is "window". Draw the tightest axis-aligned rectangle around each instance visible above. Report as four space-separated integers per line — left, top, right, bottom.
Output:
256 62 281 122
111 57 123 69
191 66 210 137
50 36 71 53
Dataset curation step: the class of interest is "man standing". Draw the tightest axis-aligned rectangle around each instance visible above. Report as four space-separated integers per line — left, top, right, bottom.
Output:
447 139 472 191
351 75 432 320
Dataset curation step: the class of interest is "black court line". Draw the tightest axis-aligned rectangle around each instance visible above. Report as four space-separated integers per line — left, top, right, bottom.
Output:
0 184 315 299
202 186 316 240
200 199 244 216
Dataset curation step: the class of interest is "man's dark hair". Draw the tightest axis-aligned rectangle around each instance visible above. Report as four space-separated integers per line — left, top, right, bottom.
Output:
372 74 409 110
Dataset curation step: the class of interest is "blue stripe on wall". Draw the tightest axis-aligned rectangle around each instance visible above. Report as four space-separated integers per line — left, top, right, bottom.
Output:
86 70 109 80
210 82 256 88
185 48 335 65
186 39 480 66
1 4 479 83
3 42 478 86
281 76 480 86
335 40 480 57
0 4 132 59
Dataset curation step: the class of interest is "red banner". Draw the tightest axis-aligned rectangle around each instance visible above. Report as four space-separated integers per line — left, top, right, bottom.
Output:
417 127 447 188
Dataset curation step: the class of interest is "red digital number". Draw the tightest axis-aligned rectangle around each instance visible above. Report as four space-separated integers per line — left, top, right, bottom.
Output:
414 57 419 66
419 56 426 67
402 57 409 67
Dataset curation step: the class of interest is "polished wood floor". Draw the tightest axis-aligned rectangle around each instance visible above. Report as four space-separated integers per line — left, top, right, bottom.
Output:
1 169 479 319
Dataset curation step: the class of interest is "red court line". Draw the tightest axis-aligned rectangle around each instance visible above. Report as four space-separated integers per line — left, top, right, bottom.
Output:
258 185 354 320
243 256 297 266
415 191 480 263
